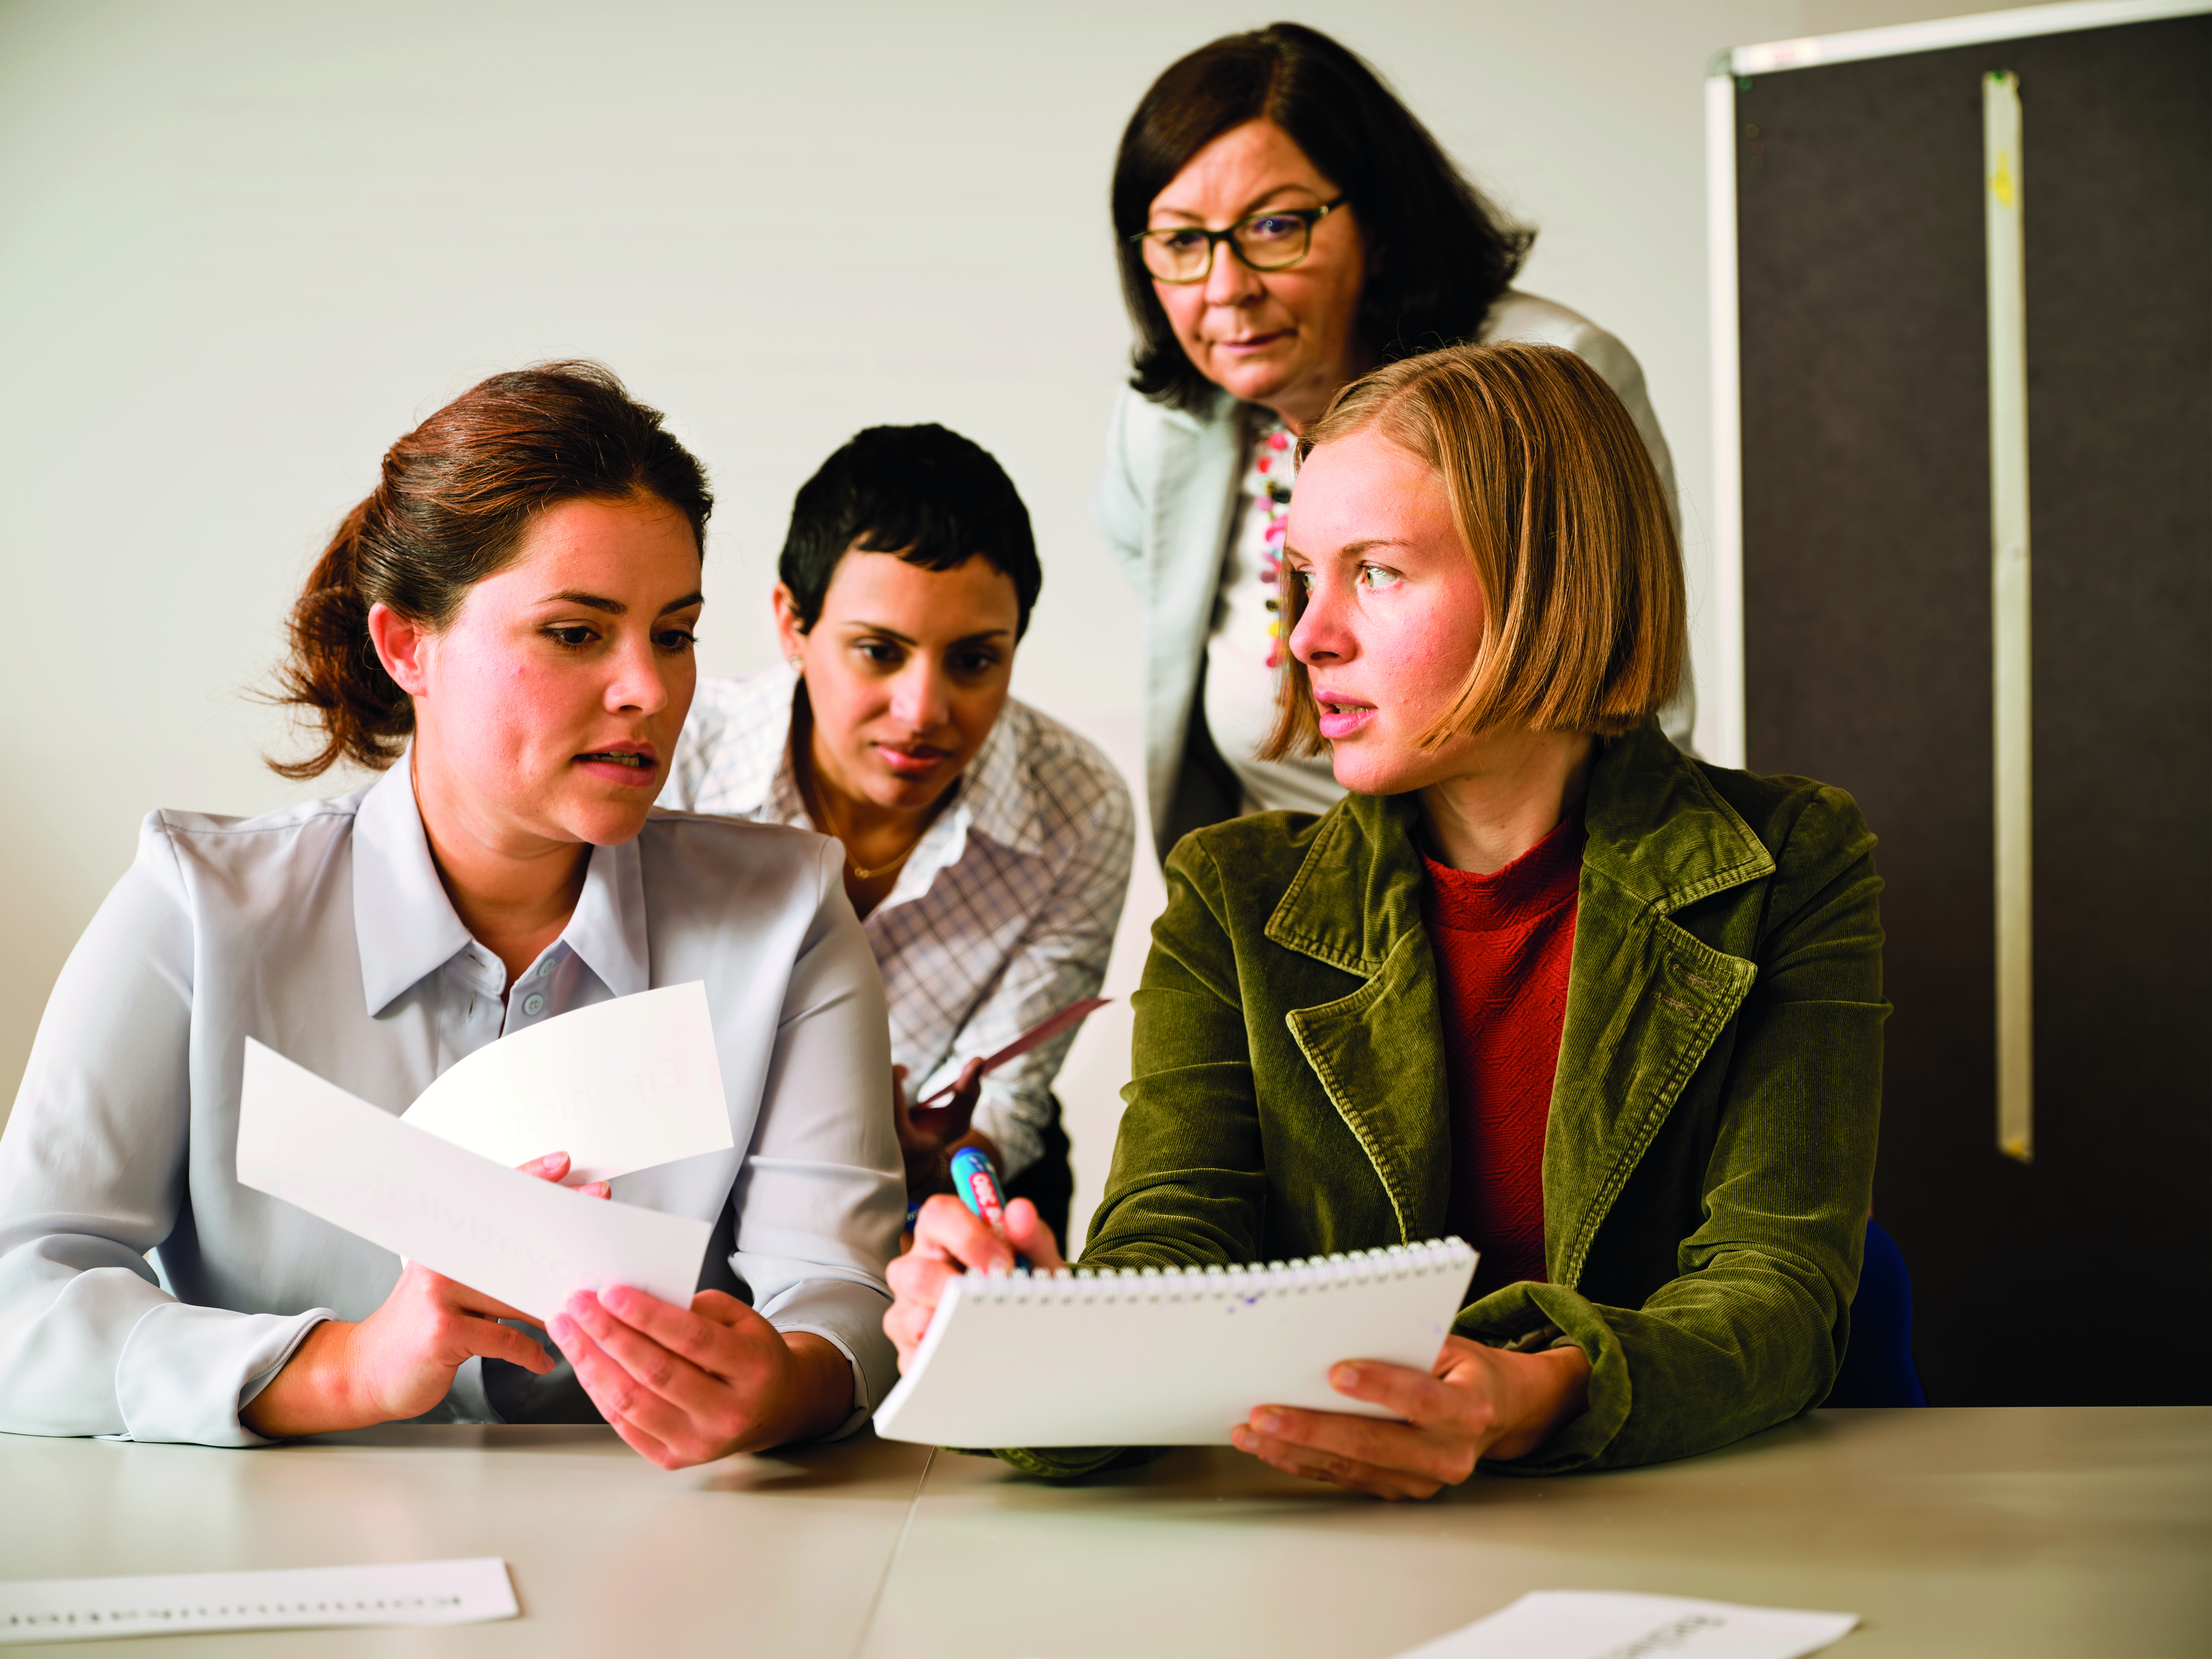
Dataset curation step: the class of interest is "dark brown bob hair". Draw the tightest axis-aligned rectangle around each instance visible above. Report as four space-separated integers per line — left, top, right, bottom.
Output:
1261 342 1684 758
269 361 711 781
1111 22 1533 412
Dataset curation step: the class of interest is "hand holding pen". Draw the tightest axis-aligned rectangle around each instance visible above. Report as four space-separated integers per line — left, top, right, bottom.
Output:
884 1177 1068 1374
949 1147 1028 1270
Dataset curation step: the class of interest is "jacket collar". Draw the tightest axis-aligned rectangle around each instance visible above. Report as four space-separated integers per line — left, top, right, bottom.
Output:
351 756 650 1016
1266 721 1772 973
1265 721 1772 1257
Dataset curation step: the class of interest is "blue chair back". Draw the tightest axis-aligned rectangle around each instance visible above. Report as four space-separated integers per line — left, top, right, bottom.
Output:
1825 1218 1928 1407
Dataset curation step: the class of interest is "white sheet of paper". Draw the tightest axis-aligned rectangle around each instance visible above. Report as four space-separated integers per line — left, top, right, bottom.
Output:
0 1558 518 1646
238 1040 711 1319
399 981 732 1185
1393 1591 1858 1659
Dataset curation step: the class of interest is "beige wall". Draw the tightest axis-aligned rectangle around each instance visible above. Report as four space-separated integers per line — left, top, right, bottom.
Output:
0 0 2032 1242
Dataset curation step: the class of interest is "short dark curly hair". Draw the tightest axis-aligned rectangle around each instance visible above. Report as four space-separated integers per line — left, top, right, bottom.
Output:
778 424 1041 639
1111 22 1534 412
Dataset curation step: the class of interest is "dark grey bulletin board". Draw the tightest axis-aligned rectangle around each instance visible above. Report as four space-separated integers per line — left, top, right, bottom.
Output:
1733 14 2210 1404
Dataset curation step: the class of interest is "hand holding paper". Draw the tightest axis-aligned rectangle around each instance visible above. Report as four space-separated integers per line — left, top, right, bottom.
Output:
400 982 732 1183
909 996 1110 1111
236 985 737 1323
895 998 1112 1191
238 1041 713 1322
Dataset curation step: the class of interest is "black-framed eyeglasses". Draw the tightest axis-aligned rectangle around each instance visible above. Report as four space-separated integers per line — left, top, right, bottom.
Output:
1132 198 1347 284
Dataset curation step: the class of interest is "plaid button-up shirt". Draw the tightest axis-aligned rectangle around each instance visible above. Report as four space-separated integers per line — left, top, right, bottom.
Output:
664 665 1135 1178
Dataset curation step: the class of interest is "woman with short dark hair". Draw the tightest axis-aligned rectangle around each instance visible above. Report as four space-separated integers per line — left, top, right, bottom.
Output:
1101 22 1691 859
0 364 906 1464
664 425 1134 1237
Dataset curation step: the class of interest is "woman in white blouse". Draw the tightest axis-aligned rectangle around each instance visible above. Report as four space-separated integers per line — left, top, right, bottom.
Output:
1102 23 1691 859
0 363 904 1465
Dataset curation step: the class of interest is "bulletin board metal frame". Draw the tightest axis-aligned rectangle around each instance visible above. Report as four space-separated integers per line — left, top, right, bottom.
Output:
1703 0 2212 1406
1701 0 2207 773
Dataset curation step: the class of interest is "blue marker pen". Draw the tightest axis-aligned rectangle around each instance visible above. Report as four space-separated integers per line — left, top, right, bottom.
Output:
948 1145 1029 1271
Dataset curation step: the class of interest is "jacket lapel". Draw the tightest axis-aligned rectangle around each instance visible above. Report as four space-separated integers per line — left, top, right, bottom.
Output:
1545 725 1772 1286
1267 795 1451 1244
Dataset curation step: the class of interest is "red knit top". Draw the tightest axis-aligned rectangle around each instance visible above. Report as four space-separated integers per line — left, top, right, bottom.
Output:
1420 812 1585 1301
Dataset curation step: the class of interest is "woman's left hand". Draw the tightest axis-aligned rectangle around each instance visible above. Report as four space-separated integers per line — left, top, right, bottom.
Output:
1230 1335 1592 1500
550 1286 852 1470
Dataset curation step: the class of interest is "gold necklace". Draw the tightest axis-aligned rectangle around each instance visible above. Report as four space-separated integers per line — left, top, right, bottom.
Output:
845 839 921 882
808 781 928 882
793 723 937 883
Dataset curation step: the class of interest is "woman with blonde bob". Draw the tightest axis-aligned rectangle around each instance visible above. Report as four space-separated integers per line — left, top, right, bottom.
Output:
888 342 1885 1494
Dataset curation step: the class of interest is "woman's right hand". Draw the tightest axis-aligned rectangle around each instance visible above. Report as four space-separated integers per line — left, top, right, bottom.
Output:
883 1192 1065 1371
240 1152 608 1438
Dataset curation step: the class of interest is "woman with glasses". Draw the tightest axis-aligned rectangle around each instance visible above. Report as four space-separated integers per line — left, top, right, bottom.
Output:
1102 22 1691 862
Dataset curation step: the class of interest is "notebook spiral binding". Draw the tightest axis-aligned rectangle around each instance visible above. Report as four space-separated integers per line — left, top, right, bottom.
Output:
955 1237 1475 1305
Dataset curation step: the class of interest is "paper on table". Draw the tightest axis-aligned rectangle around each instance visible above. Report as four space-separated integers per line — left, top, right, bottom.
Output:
238 1040 711 1320
0 1558 519 1646
400 981 732 1185
1393 1591 1858 1659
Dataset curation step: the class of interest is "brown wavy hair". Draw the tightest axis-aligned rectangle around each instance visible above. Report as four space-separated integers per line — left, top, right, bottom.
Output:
1260 342 1683 758
268 361 712 780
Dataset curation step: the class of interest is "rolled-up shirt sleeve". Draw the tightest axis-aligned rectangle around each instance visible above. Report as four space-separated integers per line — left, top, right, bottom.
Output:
727 840 906 1436
0 816 327 1445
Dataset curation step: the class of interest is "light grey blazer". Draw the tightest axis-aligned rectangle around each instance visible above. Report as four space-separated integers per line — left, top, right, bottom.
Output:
1094 288 1694 862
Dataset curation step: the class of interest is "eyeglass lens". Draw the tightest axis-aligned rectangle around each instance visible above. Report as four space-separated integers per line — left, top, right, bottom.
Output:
1141 212 1315 281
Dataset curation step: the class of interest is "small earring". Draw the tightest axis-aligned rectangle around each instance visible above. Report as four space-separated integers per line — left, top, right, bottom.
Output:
787 655 803 674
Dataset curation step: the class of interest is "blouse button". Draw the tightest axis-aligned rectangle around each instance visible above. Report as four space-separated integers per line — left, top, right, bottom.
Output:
521 993 546 1017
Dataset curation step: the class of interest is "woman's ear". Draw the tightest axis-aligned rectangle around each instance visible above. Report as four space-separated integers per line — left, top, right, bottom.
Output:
365 603 433 698
772 583 809 664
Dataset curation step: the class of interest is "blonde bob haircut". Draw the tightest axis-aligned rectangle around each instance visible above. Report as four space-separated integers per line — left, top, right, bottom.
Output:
1260 340 1685 761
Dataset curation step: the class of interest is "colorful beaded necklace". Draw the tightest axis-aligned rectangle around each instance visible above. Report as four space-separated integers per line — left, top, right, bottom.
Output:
1255 424 1295 669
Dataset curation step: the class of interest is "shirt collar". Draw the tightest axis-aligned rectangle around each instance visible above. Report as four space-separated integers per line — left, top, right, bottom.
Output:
865 700 1045 917
953 702 1047 859
561 835 650 999
352 757 652 1016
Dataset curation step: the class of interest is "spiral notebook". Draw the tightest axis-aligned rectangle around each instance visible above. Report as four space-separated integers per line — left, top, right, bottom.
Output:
872 1239 1477 1447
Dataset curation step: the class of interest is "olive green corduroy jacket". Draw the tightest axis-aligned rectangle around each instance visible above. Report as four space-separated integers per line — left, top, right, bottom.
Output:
1004 723 1884 1479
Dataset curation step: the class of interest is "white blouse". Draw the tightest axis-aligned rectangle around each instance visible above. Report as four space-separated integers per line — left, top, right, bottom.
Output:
0 761 906 1446
1202 415 1342 817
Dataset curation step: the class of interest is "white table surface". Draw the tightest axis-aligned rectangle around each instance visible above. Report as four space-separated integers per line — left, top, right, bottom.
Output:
2 1408 2205 1657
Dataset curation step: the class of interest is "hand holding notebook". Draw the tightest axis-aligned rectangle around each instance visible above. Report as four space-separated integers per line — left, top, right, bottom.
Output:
877 1212 1476 1448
